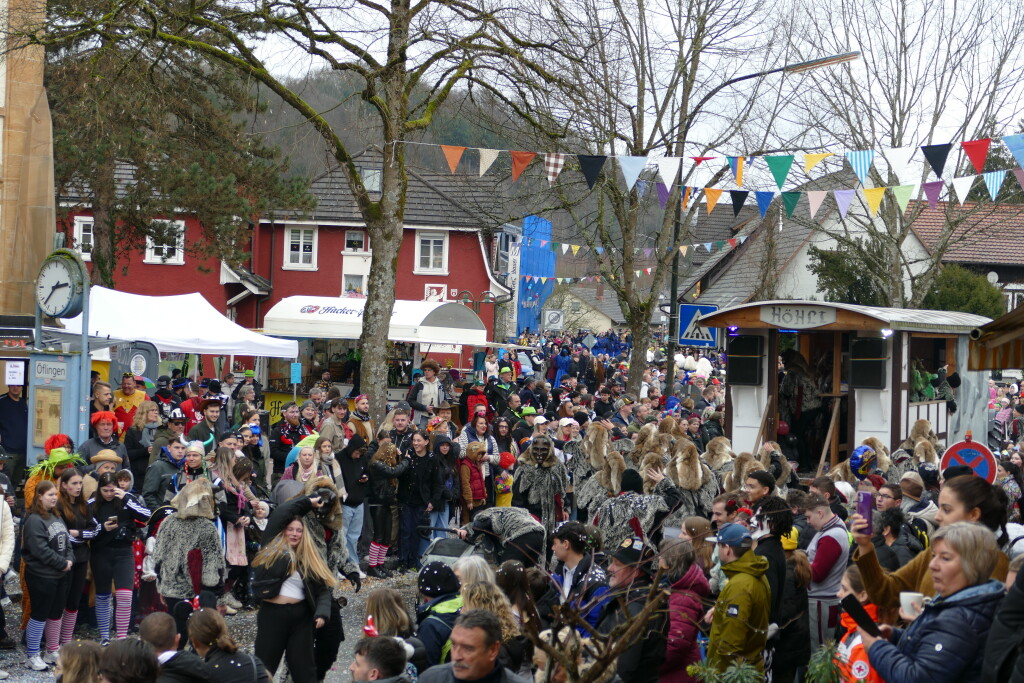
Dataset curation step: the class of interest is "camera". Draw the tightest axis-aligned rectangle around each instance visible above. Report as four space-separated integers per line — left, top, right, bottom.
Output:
314 487 336 506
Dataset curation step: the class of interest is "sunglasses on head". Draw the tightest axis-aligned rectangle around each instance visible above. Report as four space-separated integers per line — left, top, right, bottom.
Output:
122 372 134 379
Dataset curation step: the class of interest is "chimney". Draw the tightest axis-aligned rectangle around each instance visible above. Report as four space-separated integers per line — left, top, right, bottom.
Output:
596 282 604 300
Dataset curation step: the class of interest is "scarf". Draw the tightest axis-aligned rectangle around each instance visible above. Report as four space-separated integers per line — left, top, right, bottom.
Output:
298 463 317 482
141 422 159 448
353 410 371 422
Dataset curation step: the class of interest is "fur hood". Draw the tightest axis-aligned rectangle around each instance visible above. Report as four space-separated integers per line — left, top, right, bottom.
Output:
914 438 939 465
723 452 764 492
170 478 216 520
372 443 400 466
703 436 734 471
584 424 611 470
640 451 666 494
668 439 709 492
465 441 487 463
757 442 792 485
862 436 891 472
659 416 678 435
634 423 661 456
900 419 942 452
826 459 858 485
301 475 343 531
520 435 558 468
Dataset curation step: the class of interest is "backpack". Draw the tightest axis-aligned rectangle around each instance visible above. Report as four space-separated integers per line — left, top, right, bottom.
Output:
904 519 930 551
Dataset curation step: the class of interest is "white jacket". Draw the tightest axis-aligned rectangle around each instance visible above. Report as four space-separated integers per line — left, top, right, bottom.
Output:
0 500 14 573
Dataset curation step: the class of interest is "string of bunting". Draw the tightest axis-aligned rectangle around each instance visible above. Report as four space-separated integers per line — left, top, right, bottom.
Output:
405 136 1024 212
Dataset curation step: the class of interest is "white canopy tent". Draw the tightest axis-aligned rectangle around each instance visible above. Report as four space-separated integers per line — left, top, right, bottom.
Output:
64 287 299 357
262 296 488 346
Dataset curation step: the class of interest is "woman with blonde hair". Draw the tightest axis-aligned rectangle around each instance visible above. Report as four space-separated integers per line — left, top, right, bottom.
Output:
453 555 495 588
680 516 714 577
124 400 160 484
252 490 337 682
363 588 427 674
55 639 102 683
462 581 530 674
188 608 271 682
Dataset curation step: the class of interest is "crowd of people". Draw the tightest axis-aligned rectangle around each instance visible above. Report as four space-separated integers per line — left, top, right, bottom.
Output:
2 341 1024 683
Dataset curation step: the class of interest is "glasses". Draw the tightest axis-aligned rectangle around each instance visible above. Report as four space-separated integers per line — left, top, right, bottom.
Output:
121 372 134 378
877 493 895 501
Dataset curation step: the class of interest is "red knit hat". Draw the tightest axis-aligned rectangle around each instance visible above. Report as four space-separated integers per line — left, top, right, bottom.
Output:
499 451 516 470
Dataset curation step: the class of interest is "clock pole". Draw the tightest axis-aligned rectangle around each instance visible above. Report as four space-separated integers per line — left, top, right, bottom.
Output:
78 261 90 448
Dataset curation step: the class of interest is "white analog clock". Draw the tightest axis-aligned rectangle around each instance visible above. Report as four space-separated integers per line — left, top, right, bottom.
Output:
36 250 86 318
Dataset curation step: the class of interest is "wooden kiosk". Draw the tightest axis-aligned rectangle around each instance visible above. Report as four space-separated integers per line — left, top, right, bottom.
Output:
698 301 990 464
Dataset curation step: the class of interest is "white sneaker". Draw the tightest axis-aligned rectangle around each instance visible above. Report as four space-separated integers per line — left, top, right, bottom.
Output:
0 668 9 679
41 651 59 665
221 604 238 616
25 656 47 671
358 569 367 579
220 593 242 610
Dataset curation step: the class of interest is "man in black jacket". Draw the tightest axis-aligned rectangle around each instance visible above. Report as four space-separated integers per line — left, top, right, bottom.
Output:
140 612 212 683
338 435 371 577
750 495 792 631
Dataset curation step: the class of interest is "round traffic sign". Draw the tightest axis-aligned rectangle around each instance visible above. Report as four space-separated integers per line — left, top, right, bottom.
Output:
940 439 997 483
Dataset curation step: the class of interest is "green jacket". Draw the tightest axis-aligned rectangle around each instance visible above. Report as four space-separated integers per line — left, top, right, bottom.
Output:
706 549 771 673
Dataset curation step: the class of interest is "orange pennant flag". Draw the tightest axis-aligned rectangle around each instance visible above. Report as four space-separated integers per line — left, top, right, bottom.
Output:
510 151 538 181
440 145 466 173
705 188 723 215
682 186 692 210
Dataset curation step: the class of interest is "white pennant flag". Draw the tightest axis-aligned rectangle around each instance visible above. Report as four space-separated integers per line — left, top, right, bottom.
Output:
807 190 828 218
656 156 682 184
479 149 500 176
618 156 649 191
882 146 917 185
951 175 976 205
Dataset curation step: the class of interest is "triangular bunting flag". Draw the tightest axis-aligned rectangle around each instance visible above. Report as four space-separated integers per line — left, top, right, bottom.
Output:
644 268 651 275
550 242 559 251
883 147 917 184
524 275 532 282
714 240 725 251
960 138 991 174
804 152 833 173
691 156 716 166
682 186 693 210
540 277 547 284
834 189 855 218
1003 134 1024 168
727 156 745 186
510 151 537 181
1015 169 1024 191
595 246 604 255
807 190 827 218
705 188 723 215
657 157 681 184
544 153 566 184
679 246 688 256
863 187 886 216
703 242 712 251
656 182 670 209
922 181 944 208
561 243 570 255
765 155 795 190
738 236 747 245
440 145 466 173
920 143 952 178
634 270 641 278
618 156 648 191
729 190 749 216
846 149 875 184
892 185 915 213
643 248 653 258
951 175 975 205
577 155 607 189
755 191 775 218
727 238 737 248
781 191 802 217
479 149 499 176
571 244 581 256
539 240 548 247
982 170 1007 200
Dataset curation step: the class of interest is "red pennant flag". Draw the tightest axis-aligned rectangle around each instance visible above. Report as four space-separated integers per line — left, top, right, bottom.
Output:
440 145 466 173
691 156 716 166
510 151 537 181
960 138 991 174
1014 168 1024 191
727 238 737 248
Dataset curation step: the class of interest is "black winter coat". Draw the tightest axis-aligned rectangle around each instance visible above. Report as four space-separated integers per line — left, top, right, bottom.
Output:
398 452 442 507
157 650 213 683
257 495 333 621
368 454 409 505
597 577 667 683
772 558 810 674
754 535 787 625
203 647 271 683
982 568 1024 683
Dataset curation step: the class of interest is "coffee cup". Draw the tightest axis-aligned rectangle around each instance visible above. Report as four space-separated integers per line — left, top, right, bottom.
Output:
899 591 930 618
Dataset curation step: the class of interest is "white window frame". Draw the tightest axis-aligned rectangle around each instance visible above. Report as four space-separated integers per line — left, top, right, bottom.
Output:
72 216 94 262
283 226 318 271
344 230 368 252
360 168 382 193
414 230 449 275
144 220 186 265
343 273 367 296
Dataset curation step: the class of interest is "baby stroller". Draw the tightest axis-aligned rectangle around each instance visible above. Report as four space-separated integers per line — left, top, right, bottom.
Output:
417 527 493 568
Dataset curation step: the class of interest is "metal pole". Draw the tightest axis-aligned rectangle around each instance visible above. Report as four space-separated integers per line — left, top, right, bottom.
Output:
79 274 91 449
665 161 683 396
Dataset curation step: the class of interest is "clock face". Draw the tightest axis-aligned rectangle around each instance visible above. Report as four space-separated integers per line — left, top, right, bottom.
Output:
36 256 82 318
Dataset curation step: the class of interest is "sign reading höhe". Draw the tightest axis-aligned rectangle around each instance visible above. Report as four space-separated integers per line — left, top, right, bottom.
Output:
759 305 837 330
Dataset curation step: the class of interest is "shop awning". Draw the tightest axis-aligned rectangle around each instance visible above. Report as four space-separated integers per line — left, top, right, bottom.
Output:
969 305 1024 370
262 296 488 346
63 287 299 357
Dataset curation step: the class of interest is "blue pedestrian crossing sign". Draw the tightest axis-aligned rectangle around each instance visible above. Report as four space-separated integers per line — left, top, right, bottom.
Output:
678 304 719 347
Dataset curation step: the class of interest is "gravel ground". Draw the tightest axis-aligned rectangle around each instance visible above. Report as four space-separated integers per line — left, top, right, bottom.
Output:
0 571 421 683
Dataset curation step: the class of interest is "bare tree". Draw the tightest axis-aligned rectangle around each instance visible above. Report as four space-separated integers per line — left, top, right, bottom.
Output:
789 0 1024 307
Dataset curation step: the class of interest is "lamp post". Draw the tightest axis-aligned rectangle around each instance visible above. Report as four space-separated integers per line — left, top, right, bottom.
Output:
663 51 860 391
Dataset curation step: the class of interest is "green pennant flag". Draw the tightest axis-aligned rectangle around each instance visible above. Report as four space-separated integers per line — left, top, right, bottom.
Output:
550 242 560 251
765 155 795 190
714 240 725 251
892 185 915 214
781 191 802 217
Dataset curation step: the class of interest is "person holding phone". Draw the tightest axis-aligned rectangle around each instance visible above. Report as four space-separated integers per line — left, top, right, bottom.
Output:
88 471 152 645
21 480 74 671
55 468 100 648
834 565 883 682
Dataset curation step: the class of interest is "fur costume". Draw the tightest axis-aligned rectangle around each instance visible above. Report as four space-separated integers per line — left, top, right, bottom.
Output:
702 436 735 488
826 459 857 485
664 440 718 528
300 475 358 578
514 436 569 534
153 479 225 600
723 452 765 493
757 442 794 491
888 421 944 484
466 506 545 546
634 424 661 460
640 452 667 494
659 417 678 436
827 436 894 484
862 437 892 473
914 438 939 465
595 479 672 553
575 426 617 518
900 419 945 457
886 447 915 485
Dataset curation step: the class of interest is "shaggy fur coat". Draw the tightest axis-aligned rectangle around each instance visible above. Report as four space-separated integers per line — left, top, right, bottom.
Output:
595 478 676 553
153 479 225 600
664 440 718 528
512 436 569 534
702 437 735 488
301 475 358 577
575 426 620 520
722 452 765 494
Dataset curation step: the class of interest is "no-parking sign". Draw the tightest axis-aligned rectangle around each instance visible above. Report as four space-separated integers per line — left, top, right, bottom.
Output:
940 437 997 483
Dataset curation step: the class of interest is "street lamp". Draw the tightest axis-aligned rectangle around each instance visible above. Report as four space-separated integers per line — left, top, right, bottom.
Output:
457 289 508 313
664 51 860 388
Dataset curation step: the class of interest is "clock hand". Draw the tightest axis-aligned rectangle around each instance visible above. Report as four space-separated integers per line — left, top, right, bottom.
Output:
42 282 69 306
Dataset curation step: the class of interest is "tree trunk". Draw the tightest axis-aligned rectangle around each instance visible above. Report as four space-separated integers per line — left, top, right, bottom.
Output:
90 159 118 287
626 308 651 397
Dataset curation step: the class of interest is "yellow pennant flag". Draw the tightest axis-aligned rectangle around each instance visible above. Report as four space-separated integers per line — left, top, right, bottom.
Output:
571 244 581 256
679 245 688 256
863 187 887 216
705 188 723 215
804 152 833 173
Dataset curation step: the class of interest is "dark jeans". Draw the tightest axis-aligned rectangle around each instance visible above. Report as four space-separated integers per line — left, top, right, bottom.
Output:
25 570 71 621
313 602 344 681
399 504 427 567
371 504 393 546
66 561 89 610
501 530 545 569
90 546 134 592
255 601 317 683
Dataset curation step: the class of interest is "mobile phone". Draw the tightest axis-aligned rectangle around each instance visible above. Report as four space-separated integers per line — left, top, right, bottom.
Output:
857 491 874 529
841 594 883 637
106 516 118 525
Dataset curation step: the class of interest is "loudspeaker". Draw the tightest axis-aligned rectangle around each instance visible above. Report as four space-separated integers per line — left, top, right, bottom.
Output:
727 335 764 386
850 338 887 389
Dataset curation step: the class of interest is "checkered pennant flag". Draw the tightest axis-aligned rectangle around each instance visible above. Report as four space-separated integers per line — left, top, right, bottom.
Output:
545 153 567 185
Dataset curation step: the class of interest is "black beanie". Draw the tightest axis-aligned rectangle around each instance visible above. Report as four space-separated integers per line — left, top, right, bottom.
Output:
418 561 460 598
621 468 644 494
942 465 974 482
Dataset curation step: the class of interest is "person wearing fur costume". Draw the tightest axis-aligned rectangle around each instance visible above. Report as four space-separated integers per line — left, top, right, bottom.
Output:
152 478 226 645
662 440 718 530
886 420 943 485
456 506 545 568
512 436 569 535
826 437 892 486
702 436 735 489
722 452 766 493
594 467 682 553
758 441 797 492
574 425 622 523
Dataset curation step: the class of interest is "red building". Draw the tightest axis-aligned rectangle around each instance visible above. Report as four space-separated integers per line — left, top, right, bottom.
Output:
58 150 513 390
